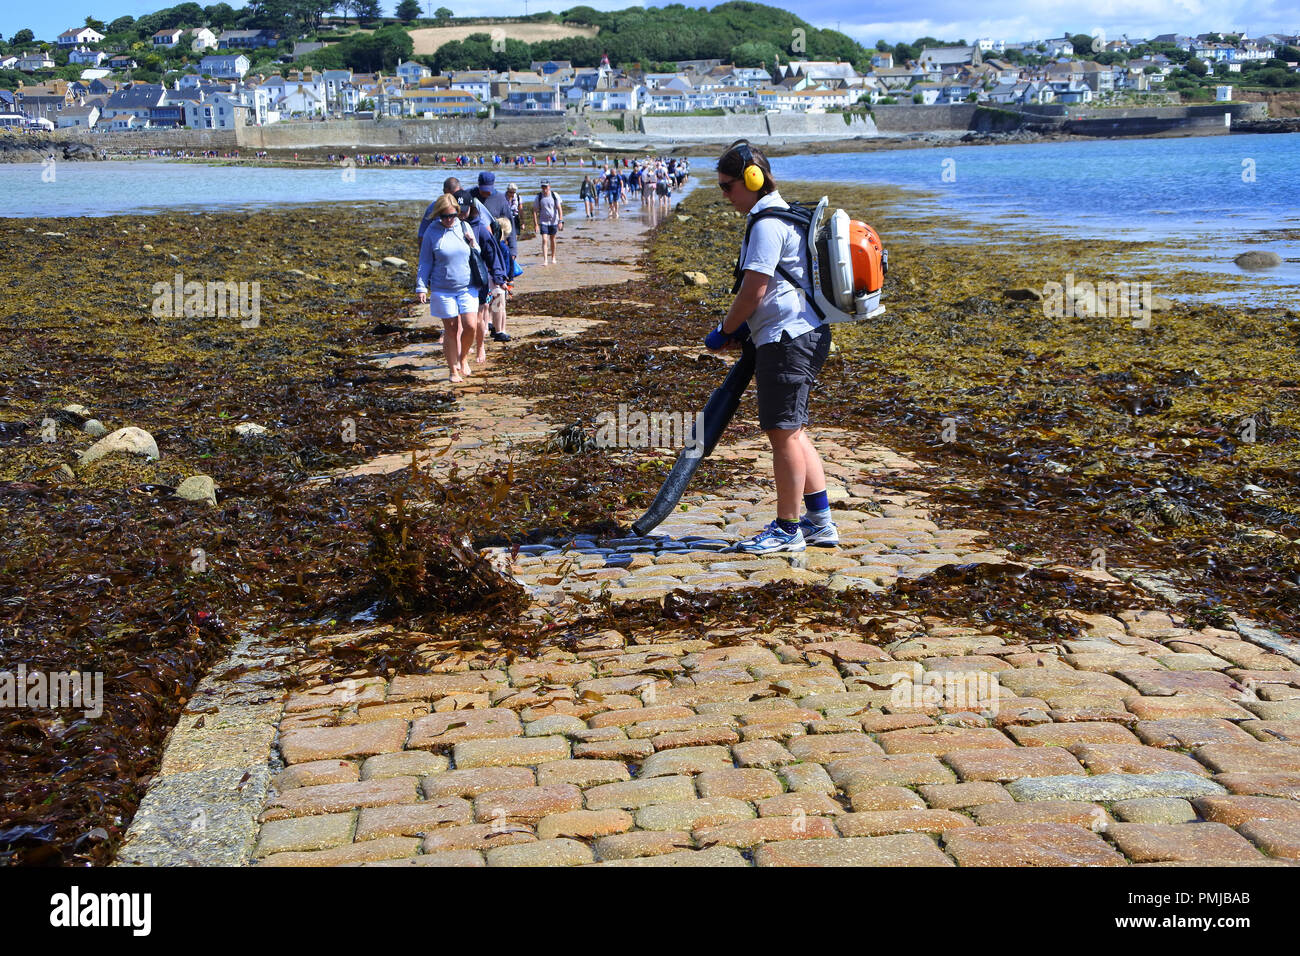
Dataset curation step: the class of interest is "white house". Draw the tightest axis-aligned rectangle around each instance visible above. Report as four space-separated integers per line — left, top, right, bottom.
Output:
643 89 689 112
395 59 431 84
69 47 107 66
190 28 219 52
227 85 271 125
57 27 104 47
319 69 355 111
56 104 99 128
17 53 56 72
200 54 250 79
101 83 167 122
184 93 249 129
1216 84 1234 100
152 29 185 49
262 70 327 116
586 83 639 111
447 70 491 101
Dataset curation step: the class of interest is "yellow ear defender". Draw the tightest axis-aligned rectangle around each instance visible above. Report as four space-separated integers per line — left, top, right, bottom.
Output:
736 142 765 192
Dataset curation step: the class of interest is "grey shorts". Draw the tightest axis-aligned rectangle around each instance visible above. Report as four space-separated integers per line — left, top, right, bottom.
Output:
754 324 831 431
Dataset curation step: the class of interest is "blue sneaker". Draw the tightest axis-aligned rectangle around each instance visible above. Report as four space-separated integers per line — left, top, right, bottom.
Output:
737 521 806 554
799 517 840 547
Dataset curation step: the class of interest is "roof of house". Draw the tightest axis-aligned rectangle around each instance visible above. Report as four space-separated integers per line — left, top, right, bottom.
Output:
105 84 166 109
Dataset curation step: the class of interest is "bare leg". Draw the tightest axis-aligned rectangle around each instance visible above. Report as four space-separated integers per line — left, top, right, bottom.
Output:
767 426 826 522
491 290 507 333
458 312 475 376
474 303 488 362
798 430 827 498
442 316 462 382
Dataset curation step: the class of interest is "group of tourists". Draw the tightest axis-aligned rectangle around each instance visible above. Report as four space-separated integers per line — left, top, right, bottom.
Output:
578 156 690 220
415 171 524 383
344 152 423 166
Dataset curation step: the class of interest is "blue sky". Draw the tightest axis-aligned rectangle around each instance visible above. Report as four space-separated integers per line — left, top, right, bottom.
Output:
7 1 1298 47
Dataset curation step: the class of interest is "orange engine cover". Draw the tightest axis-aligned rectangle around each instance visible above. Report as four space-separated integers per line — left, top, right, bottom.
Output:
849 220 885 294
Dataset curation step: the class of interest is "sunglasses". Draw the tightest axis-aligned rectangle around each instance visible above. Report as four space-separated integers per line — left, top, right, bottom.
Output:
438 213 458 220
717 178 739 194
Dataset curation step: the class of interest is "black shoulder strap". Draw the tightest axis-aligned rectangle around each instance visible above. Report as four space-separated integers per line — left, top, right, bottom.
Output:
732 207 824 320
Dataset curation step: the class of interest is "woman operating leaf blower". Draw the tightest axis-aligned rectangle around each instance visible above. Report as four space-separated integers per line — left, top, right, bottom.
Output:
706 140 837 553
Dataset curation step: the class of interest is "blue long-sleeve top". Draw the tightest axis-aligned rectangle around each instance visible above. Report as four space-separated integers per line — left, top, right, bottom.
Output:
467 214 507 287
415 221 472 295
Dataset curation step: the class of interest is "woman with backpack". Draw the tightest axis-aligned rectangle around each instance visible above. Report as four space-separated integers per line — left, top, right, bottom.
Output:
580 175 596 220
416 192 479 384
707 140 835 554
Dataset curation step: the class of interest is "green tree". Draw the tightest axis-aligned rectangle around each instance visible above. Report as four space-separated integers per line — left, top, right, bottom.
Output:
1185 57 1207 76
345 24 411 70
204 4 239 29
107 16 135 34
85 16 107 32
396 0 421 23
1069 33 1096 56
12 29 34 45
434 6 453 20
730 40 781 68
355 0 381 25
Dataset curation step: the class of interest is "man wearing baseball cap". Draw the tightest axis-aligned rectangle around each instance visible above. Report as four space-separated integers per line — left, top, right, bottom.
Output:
470 170 516 265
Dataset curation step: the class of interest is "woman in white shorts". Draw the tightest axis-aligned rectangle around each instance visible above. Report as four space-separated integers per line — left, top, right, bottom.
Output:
416 192 478 383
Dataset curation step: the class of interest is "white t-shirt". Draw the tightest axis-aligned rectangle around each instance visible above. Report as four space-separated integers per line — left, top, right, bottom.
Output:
738 191 819 347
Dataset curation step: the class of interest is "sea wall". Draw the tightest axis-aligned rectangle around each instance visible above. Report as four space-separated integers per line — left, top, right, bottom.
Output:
234 117 570 149
870 104 979 132
639 112 875 140
48 127 239 149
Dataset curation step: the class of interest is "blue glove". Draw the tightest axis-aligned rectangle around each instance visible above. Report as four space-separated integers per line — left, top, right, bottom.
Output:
704 321 751 350
704 324 730 351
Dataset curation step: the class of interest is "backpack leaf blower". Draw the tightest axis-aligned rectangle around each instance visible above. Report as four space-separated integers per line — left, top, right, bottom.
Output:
630 197 887 537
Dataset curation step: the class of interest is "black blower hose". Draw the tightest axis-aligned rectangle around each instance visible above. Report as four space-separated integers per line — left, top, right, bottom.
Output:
630 341 756 537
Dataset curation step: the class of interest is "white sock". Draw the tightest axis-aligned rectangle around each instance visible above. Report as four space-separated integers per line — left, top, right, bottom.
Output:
804 508 832 527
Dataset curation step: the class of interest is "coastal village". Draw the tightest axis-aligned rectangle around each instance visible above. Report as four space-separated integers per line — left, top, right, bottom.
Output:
3 21 1300 131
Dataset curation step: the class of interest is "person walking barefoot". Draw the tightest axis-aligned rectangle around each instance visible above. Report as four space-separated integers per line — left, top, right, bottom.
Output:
416 193 478 384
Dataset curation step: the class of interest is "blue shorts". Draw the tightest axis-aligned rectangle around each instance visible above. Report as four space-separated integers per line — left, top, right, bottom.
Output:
427 288 476 320
539 223 558 236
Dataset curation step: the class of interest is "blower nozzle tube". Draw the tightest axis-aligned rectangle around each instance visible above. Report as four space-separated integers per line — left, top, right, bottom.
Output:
630 342 756 537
